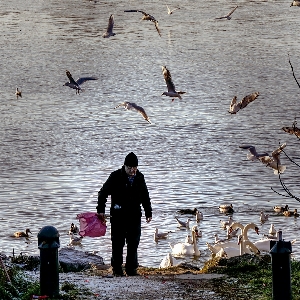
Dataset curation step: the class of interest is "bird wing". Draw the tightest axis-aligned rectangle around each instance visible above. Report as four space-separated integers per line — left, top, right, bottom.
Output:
124 9 147 15
171 7 180 13
259 155 272 165
238 92 259 110
162 66 176 92
166 4 171 13
76 77 98 85
129 102 151 123
239 145 258 156
229 96 240 113
153 21 161 36
114 102 128 109
106 14 114 33
271 143 286 159
66 70 77 85
226 6 238 17
282 126 300 137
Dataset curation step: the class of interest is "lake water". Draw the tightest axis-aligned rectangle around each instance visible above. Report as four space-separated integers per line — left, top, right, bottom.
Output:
0 0 300 268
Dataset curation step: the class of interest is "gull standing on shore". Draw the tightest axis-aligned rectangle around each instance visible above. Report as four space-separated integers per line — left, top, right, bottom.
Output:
124 10 161 36
114 101 151 123
103 14 116 38
64 70 98 94
228 92 259 114
166 4 180 15
215 6 238 20
161 66 186 101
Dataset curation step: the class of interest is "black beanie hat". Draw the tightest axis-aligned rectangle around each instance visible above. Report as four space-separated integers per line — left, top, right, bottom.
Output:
124 152 138 167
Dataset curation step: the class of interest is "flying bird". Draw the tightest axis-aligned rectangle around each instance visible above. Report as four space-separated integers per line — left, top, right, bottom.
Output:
114 101 151 123
64 70 98 94
15 88 22 99
291 0 300 6
124 10 161 36
259 143 287 174
239 145 269 161
282 125 300 138
103 14 116 38
228 92 259 114
161 66 186 101
215 6 238 20
166 4 180 15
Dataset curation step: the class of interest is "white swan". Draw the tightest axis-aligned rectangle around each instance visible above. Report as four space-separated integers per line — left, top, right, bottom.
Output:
159 253 180 268
169 226 200 256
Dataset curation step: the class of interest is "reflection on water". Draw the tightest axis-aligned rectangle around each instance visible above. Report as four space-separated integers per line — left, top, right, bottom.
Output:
0 0 300 268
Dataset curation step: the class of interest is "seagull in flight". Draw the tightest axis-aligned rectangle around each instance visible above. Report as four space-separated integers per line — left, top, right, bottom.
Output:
282 124 300 138
64 70 98 94
124 10 161 36
215 6 238 20
239 145 269 161
229 92 259 114
15 88 22 99
166 4 180 15
259 143 287 174
161 66 186 101
114 101 151 123
103 14 116 38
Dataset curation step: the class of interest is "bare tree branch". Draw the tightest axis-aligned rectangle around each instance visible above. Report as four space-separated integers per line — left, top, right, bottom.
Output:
288 54 300 89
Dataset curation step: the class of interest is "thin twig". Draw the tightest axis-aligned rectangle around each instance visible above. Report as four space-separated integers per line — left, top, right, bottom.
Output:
288 54 300 89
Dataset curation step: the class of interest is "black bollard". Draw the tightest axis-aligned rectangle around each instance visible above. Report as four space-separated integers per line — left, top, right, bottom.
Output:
270 231 292 300
37 226 60 298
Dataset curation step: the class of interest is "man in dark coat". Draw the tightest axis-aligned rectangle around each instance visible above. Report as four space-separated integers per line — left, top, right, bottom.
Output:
96 152 152 276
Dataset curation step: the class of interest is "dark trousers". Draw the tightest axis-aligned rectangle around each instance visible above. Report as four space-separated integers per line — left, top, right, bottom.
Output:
110 218 141 271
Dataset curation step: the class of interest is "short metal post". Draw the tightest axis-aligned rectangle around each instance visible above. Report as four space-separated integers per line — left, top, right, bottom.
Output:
37 226 60 298
270 231 292 300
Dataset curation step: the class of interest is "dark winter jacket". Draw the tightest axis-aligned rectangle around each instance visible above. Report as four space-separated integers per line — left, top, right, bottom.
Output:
97 166 152 220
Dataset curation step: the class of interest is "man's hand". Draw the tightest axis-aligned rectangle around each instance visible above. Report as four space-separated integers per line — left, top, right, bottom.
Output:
146 217 152 223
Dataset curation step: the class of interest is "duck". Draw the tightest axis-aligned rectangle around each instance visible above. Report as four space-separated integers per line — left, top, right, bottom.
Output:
159 253 180 268
69 223 79 234
14 228 31 238
220 216 234 229
68 231 83 245
169 226 200 257
219 204 234 214
260 211 269 223
177 208 198 215
196 211 203 222
273 205 289 214
154 228 171 241
174 216 190 228
283 209 299 217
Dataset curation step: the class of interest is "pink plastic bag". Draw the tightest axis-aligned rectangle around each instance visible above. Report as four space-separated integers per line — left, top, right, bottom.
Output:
76 212 107 237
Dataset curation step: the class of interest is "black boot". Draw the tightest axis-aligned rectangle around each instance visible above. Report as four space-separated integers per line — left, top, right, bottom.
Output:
113 267 124 277
126 268 138 276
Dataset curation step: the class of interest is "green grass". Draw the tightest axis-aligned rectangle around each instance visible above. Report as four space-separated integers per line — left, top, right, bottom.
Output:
202 255 300 300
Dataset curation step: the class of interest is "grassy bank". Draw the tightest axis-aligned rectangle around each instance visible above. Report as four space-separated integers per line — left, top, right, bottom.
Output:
2 253 300 299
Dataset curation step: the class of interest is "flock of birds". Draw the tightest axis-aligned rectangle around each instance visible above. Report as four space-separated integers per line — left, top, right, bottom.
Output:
11 203 299 268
